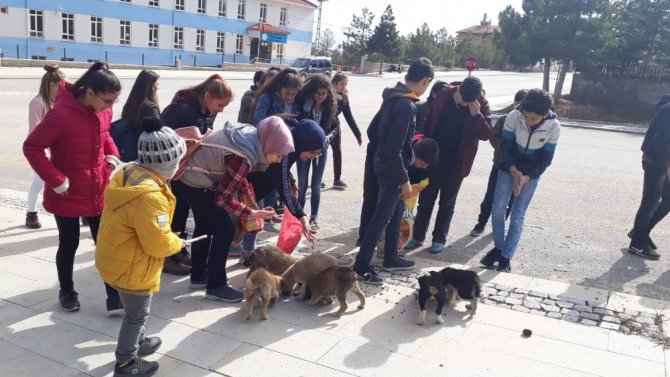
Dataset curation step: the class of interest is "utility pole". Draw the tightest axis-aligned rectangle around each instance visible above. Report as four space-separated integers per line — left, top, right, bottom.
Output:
314 0 329 54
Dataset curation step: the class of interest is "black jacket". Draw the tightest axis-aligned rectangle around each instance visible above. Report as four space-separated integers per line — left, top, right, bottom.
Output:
161 90 216 133
334 94 362 142
642 103 670 167
370 82 419 186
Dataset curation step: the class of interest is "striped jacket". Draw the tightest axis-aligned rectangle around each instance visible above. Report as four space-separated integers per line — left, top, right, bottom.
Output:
500 109 560 179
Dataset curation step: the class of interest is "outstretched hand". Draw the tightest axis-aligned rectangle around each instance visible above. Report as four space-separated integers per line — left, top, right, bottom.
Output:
252 206 276 220
299 216 317 243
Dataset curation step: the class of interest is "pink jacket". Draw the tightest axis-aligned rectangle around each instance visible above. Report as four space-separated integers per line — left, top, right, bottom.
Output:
28 95 48 134
23 81 119 217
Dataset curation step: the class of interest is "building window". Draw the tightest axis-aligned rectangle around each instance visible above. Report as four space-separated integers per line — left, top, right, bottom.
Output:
235 34 243 54
237 0 246 20
216 32 225 53
197 0 206 14
29 10 44 38
120 20 131 45
259 3 267 23
149 0 159 7
149 24 159 47
276 44 284 59
218 0 226 16
175 0 184 11
196 29 205 51
62 13 74 41
173 27 183 49
91 17 103 43
279 7 287 27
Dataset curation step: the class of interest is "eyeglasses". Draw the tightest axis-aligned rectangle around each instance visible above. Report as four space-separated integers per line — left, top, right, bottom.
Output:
97 94 120 106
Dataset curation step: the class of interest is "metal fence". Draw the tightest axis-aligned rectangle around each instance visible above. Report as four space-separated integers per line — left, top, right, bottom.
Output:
580 61 670 81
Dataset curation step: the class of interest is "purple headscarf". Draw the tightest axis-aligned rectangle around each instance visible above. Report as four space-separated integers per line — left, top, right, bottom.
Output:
257 116 295 156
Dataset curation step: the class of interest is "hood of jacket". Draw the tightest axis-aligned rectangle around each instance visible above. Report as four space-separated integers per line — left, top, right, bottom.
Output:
382 82 419 102
54 81 103 116
173 89 209 116
222 121 269 171
105 163 166 211
292 119 327 153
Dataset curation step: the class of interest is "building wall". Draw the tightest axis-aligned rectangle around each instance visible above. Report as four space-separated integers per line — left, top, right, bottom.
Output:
0 0 314 66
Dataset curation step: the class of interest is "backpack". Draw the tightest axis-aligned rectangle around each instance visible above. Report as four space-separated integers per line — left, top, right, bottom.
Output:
109 119 139 162
172 126 246 182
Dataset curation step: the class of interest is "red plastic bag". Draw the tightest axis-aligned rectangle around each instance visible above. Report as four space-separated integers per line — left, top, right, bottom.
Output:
277 210 302 254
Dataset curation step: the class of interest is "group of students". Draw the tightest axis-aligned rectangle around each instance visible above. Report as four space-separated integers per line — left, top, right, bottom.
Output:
352 57 561 285
21 63 332 376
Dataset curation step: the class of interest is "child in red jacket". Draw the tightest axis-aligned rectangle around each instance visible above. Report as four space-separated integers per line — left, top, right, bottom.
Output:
23 62 123 313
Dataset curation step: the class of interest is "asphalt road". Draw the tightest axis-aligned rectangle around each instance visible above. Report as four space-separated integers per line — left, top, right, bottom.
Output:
2 68 668 302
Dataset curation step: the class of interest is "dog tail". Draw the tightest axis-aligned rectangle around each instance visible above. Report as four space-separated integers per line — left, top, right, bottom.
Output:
336 256 355 268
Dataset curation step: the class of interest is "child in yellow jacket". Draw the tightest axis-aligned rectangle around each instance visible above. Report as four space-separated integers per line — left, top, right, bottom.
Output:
96 118 186 377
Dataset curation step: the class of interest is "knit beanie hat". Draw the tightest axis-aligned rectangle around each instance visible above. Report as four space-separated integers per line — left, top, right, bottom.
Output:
257 116 295 156
137 117 187 178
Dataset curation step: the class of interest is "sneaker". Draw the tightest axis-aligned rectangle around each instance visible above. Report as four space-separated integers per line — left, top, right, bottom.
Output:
174 249 192 267
320 182 326 189
628 245 660 261
264 221 280 233
382 257 416 272
403 239 423 250
137 336 162 357
356 268 384 286
113 357 159 377
106 295 124 316
480 247 502 268
25 211 41 229
627 230 658 251
80 217 89 227
275 202 285 215
309 217 319 231
162 257 190 276
496 256 512 273
333 180 348 190
189 275 207 290
228 243 243 258
205 285 244 303
429 242 445 254
470 224 485 237
239 250 252 267
59 289 80 312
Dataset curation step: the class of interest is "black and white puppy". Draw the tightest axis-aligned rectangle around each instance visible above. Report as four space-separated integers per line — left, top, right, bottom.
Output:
417 267 481 325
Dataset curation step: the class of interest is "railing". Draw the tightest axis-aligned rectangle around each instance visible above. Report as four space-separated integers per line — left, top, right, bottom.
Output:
580 61 670 81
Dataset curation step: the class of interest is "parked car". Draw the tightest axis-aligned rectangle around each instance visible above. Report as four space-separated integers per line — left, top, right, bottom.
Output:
291 57 333 78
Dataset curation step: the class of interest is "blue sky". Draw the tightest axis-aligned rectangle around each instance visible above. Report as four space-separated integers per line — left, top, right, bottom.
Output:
318 0 523 43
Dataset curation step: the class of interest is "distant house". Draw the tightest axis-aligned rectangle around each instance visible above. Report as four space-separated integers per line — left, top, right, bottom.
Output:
456 13 499 46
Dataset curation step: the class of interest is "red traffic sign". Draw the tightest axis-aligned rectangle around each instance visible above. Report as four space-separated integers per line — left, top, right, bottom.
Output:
466 57 478 71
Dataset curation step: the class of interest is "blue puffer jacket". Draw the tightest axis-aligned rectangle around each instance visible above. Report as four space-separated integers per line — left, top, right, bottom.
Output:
252 92 297 126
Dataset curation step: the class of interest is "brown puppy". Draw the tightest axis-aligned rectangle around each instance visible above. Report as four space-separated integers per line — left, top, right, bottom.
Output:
306 266 366 317
244 268 282 320
281 253 354 299
247 245 297 277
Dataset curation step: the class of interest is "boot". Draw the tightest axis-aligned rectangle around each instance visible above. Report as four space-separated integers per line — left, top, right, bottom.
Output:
162 256 190 275
25 212 41 229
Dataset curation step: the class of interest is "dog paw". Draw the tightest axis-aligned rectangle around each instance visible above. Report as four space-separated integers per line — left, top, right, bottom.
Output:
436 316 444 324
417 320 425 326
260 315 268 320
465 304 472 310
329 312 343 318
357 304 365 309
245 315 251 320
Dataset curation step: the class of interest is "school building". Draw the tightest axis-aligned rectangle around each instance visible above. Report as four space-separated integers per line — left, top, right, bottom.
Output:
0 0 317 66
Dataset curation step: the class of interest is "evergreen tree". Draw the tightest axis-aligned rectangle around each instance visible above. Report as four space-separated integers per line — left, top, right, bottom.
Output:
341 8 375 67
366 5 401 72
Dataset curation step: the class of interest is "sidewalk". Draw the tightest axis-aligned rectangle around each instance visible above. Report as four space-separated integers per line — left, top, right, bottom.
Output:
0 193 668 376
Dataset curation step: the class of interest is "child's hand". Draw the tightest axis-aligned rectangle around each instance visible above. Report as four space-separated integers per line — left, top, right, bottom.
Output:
300 216 317 241
252 207 276 219
280 112 297 120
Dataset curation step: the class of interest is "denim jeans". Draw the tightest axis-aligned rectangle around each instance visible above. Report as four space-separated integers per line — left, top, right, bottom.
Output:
297 149 327 219
354 174 404 274
115 292 152 363
491 169 539 260
631 161 670 248
477 163 514 228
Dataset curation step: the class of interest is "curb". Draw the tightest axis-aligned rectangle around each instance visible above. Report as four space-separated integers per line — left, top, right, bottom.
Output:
491 114 647 135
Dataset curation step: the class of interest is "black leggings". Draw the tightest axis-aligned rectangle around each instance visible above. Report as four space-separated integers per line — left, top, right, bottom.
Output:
54 215 119 300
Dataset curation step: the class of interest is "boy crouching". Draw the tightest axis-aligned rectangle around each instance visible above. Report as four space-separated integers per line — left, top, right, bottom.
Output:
96 118 186 377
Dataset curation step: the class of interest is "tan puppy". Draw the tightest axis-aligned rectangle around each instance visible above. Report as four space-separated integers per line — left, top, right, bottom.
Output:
281 253 354 299
306 266 366 317
247 245 297 277
244 268 282 320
